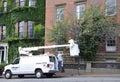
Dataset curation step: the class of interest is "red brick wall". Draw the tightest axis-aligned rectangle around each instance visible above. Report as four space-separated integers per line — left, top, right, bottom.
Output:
45 0 86 46
116 0 120 23
45 0 120 53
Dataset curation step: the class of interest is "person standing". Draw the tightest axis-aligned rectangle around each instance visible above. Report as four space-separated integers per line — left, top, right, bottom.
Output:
57 51 64 72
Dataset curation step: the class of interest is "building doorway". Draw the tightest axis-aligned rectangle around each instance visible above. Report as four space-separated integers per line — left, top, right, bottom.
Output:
1 50 4 62
0 47 4 63
0 43 8 64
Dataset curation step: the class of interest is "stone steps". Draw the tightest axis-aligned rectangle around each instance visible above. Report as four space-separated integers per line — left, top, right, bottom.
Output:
96 53 120 61
63 53 120 64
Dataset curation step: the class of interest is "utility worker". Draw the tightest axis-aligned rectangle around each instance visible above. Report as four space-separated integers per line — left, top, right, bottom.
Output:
57 51 64 72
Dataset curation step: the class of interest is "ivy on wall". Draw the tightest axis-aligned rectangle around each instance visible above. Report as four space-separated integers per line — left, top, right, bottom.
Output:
0 0 45 63
8 39 42 63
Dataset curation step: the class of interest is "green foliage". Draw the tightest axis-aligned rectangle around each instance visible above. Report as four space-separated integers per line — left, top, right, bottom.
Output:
0 62 7 69
8 39 42 63
78 35 99 61
34 24 45 45
78 6 119 61
49 21 68 45
0 0 45 63
49 5 119 61
117 57 120 62
48 20 69 51
0 0 45 38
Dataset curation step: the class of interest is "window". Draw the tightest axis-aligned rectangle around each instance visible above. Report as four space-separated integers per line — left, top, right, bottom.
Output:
105 0 116 16
106 39 116 46
29 0 35 7
49 56 55 62
28 21 34 38
13 58 20 64
76 3 85 19
106 37 116 52
20 0 25 6
18 21 24 38
56 6 64 22
2 25 6 39
3 1 7 12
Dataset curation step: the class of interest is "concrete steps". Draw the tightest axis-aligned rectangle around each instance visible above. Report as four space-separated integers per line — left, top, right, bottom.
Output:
96 53 120 61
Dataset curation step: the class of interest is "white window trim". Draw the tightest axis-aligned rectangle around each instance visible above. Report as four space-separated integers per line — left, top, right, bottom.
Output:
76 3 85 19
106 38 117 52
29 0 35 7
3 1 7 12
20 0 25 7
56 5 64 22
2 25 6 39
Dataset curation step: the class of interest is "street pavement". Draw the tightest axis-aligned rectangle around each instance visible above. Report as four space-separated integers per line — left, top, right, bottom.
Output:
1 69 120 82
1 74 120 82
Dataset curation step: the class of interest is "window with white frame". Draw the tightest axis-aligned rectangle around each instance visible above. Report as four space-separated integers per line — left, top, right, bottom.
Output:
56 5 64 22
29 0 35 7
20 0 25 7
2 25 6 39
105 0 116 16
3 1 7 12
28 21 34 38
18 21 24 38
16 0 19 6
106 37 116 52
76 3 85 19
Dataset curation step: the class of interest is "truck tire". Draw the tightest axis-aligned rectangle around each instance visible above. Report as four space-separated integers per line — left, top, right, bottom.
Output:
5 71 12 79
35 70 43 78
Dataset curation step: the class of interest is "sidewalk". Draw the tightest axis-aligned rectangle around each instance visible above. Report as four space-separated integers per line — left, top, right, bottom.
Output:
56 69 120 77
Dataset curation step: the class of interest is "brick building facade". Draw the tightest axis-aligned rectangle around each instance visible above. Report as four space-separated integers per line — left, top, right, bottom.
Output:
45 0 120 61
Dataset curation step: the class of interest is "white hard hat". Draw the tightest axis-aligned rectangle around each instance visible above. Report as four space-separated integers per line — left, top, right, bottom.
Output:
68 39 74 44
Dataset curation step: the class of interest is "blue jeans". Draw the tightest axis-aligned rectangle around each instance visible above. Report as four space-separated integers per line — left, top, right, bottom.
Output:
58 61 62 70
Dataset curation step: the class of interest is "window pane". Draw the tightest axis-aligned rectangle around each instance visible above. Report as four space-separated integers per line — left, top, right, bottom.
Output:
105 0 116 16
29 0 35 7
3 1 7 12
13 58 20 64
2 25 6 39
107 39 116 46
28 21 34 38
76 4 85 19
56 6 64 22
19 21 24 37
20 0 25 6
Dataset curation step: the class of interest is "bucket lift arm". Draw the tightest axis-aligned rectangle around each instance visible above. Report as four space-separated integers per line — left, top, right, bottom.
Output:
18 39 80 56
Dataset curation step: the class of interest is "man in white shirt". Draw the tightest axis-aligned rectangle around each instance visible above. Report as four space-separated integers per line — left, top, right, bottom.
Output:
57 51 64 72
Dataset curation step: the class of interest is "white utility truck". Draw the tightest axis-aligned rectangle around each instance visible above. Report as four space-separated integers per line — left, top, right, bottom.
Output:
3 53 58 79
3 39 80 79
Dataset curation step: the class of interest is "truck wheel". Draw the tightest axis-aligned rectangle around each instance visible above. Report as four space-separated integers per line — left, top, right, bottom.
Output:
18 75 24 78
35 70 43 78
5 71 12 79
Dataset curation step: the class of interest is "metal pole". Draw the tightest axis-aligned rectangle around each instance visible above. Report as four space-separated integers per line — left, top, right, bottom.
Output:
78 56 80 75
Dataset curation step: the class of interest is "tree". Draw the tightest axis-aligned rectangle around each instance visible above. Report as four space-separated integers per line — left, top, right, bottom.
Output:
78 6 119 61
49 5 120 61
